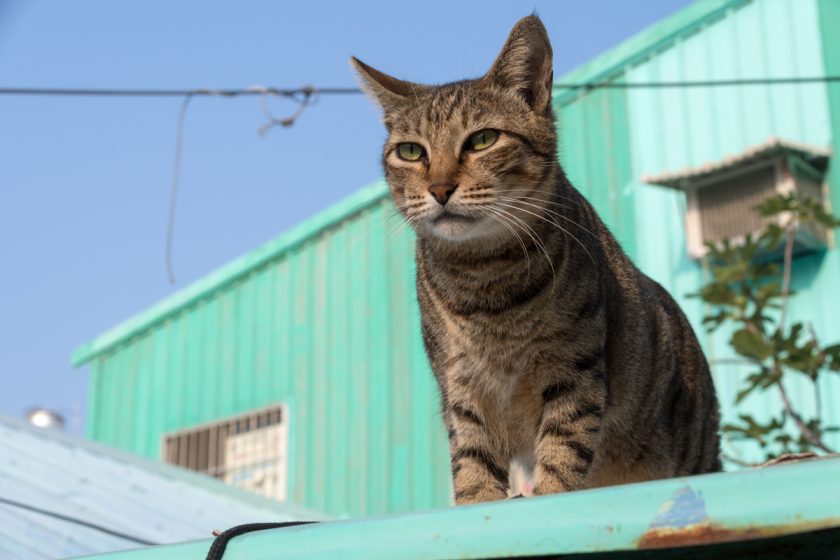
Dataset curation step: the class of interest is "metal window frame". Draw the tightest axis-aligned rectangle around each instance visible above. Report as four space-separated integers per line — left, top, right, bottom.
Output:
160 403 289 501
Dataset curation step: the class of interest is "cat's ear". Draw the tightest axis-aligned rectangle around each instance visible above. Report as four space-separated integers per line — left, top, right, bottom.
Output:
350 57 427 113
485 15 554 113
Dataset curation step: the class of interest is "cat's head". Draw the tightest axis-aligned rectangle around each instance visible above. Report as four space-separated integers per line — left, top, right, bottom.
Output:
352 16 557 247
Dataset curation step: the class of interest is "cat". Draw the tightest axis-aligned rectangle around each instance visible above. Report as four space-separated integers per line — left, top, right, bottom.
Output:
352 15 721 505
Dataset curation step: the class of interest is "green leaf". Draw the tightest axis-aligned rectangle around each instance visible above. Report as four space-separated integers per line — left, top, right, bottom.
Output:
731 328 773 361
697 283 738 307
755 193 796 218
723 414 785 446
755 282 782 304
823 343 840 372
735 368 777 403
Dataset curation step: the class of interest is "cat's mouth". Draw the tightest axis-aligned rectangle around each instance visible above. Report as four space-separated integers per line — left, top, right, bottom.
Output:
433 211 477 225
426 209 487 241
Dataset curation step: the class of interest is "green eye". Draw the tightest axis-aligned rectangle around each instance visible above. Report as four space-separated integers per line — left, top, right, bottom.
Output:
397 143 425 161
467 129 499 151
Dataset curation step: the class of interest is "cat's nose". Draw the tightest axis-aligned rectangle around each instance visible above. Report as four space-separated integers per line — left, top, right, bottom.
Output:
428 184 456 205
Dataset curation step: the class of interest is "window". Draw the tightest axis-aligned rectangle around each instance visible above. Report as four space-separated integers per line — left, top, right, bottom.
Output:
643 138 831 259
163 405 288 501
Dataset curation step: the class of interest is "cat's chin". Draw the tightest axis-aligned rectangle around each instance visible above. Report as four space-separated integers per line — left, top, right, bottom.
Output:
423 213 496 243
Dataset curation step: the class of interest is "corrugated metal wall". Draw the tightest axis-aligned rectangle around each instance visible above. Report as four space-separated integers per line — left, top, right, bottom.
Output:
87 193 451 518
81 0 840 518
557 0 840 459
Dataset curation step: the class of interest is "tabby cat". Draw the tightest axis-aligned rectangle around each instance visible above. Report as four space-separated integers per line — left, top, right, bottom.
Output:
352 15 721 505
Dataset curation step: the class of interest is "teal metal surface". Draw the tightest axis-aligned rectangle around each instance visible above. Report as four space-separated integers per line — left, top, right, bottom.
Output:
622 0 840 460
71 180 389 367
77 181 450 519
72 457 840 559
0 415 323 560
73 0 840 520
557 0 840 461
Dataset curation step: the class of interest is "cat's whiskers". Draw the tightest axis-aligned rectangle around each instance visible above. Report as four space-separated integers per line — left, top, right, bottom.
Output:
477 206 531 282
498 196 599 240
382 214 414 255
502 189 588 211
343 210 419 302
494 200 596 267
489 204 557 293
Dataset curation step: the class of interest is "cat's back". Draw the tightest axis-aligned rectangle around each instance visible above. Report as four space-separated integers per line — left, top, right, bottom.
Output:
594 253 722 484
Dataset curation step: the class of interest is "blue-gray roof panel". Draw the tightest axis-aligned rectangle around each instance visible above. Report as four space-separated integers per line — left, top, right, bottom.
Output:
0 416 324 559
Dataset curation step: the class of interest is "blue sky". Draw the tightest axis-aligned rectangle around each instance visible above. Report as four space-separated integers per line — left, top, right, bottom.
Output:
0 0 692 434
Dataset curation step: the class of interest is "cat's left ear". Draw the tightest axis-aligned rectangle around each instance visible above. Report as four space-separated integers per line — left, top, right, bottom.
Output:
485 15 554 113
350 57 428 113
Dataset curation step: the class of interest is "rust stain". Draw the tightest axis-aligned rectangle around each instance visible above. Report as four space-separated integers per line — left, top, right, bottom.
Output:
638 522 768 549
637 519 840 550
638 485 840 549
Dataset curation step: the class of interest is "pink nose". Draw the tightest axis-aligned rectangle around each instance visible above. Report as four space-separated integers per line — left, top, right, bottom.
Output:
428 184 456 205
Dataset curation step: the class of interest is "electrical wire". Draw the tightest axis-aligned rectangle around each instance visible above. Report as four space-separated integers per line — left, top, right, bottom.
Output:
0 86 359 97
166 93 193 285
5 74 837 284
0 75 839 98
0 496 159 545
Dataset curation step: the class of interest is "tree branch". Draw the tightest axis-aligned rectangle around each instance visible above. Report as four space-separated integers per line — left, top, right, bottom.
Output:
776 379 834 453
777 224 796 331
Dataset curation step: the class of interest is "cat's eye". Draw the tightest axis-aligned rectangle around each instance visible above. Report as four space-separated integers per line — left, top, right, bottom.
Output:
467 129 499 151
397 142 425 161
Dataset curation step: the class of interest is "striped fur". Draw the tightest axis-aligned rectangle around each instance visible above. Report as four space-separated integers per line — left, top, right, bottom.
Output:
352 15 721 505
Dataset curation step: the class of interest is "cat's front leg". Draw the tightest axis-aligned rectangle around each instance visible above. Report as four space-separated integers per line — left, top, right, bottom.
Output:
445 373 511 505
532 364 606 495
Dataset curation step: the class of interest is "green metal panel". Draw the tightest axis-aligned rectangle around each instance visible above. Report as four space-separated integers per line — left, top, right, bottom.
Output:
72 457 840 560
621 0 840 459
76 183 450 518
556 0 839 461
557 81 636 259
819 0 840 215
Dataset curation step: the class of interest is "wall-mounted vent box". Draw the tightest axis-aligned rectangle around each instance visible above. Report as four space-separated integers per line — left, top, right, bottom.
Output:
643 137 831 260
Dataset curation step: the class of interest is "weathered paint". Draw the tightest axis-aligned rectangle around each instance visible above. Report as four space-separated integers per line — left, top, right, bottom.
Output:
74 0 840 519
71 456 840 559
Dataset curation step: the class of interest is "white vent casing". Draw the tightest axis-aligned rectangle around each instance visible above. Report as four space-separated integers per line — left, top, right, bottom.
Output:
643 138 831 260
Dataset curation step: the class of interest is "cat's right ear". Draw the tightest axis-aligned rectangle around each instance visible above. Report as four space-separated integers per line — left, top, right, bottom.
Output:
485 15 554 114
350 57 426 113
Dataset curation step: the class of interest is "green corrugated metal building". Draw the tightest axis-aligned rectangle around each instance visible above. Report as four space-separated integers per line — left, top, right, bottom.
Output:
73 0 840 519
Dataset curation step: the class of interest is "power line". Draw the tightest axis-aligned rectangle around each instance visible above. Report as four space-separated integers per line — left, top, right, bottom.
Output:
0 86 360 97
6 74 837 285
0 496 158 545
0 75 839 98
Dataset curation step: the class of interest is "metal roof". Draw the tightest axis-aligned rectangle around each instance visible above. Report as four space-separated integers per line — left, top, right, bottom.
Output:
642 136 833 189
74 455 840 559
0 415 324 560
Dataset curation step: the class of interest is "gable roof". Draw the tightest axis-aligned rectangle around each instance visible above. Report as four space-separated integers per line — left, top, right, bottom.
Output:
643 137 833 188
0 415 324 559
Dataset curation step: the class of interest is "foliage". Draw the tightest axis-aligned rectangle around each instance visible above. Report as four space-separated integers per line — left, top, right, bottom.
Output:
692 192 840 462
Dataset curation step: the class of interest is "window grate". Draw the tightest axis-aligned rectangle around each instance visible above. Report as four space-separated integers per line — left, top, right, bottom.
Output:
163 405 288 501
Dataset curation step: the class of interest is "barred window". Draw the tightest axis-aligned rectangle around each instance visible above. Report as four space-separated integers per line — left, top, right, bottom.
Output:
163 405 288 501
